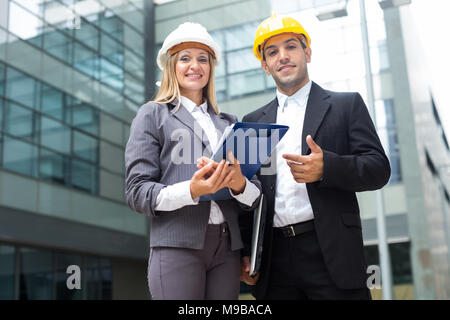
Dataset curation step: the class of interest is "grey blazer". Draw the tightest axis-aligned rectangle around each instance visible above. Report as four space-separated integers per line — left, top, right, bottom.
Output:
125 99 262 251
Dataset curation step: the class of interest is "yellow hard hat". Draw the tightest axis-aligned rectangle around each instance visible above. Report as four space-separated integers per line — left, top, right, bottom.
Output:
253 13 311 60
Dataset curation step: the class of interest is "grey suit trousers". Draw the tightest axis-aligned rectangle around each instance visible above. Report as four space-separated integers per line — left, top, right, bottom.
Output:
148 223 241 300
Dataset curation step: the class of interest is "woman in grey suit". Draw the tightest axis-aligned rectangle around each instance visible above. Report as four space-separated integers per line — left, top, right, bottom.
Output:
125 22 261 300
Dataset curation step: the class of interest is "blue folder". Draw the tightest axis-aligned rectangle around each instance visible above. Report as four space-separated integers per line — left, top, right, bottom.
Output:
199 122 289 201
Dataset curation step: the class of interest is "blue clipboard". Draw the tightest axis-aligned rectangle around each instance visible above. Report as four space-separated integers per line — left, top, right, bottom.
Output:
199 122 289 201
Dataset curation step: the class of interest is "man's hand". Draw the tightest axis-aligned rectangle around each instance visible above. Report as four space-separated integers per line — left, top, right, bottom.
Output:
240 256 259 285
283 135 324 183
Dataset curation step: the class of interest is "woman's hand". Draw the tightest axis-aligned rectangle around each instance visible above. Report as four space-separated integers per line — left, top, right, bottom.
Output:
225 151 246 195
190 160 231 199
196 151 246 195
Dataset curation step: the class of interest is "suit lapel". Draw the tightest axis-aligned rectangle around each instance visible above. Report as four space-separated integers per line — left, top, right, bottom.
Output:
170 99 212 153
302 82 331 155
258 97 278 124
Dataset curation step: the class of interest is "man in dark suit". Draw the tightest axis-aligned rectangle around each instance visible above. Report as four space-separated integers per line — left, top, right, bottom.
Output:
239 14 391 299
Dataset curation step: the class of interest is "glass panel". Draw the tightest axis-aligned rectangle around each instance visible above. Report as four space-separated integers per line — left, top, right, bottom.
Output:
124 74 144 104
224 23 258 51
41 84 64 120
85 256 101 299
73 43 99 78
19 248 53 300
40 116 71 154
2 136 38 177
54 252 83 300
75 22 99 51
72 102 99 135
123 24 142 55
0 244 15 300
39 148 70 185
8 2 44 47
226 49 260 74
101 14 124 42
5 102 38 142
99 258 112 299
100 58 124 91
43 29 73 64
73 130 98 162
101 34 123 67
0 99 3 132
71 158 98 193
85 257 112 300
124 48 144 80
228 70 265 98
6 67 40 109
0 62 5 96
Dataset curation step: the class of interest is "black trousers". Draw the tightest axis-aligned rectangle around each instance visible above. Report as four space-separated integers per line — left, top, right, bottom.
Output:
264 227 371 300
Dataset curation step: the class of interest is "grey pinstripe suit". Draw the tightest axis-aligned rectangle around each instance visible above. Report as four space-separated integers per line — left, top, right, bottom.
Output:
125 99 261 299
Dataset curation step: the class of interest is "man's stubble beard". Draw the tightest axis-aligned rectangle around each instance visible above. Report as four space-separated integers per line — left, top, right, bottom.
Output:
272 64 309 92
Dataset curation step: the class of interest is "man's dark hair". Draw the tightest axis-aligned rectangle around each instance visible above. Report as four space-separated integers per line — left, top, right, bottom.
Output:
261 35 307 61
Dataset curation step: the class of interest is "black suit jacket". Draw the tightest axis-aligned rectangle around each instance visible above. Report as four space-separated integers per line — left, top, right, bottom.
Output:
241 82 391 299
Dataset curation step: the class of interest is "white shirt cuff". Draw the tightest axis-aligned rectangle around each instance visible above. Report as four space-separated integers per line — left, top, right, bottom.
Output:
155 180 199 211
229 177 260 207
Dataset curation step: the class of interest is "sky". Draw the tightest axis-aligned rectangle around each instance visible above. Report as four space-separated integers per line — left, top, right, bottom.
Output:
410 0 450 139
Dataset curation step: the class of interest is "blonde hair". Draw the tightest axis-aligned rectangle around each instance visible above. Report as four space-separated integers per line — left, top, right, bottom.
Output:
151 51 220 114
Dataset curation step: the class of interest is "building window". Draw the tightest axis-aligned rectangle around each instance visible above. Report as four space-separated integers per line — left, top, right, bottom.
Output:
2 135 38 177
0 243 113 300
375 99 401 183
0 244 15 300
19 247 54 300
364 241 413 299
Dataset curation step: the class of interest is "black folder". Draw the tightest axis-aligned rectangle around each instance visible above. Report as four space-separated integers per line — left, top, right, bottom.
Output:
250 194 265 277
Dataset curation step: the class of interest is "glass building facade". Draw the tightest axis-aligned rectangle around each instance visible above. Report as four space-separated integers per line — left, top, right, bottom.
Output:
0 0 151 300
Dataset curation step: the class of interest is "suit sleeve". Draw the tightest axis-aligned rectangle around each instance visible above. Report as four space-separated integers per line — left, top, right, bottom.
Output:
318 93 391 192
125 105 167 217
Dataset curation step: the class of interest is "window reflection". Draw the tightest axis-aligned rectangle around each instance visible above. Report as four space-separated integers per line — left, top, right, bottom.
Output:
41 84 64 120
75 21 99 51
72 101 99 135
72 158 98 193
54 252 83 300
228 70 265 98
0 243 113 300
41 116 71 154
5 102 38 142
2 136 38 177
19 248 53 300
0 63 5 96
73 130 98 162
6 68 40 109
73 42 99 78
0 244 15 300
43 29 73 64
40 148 70 185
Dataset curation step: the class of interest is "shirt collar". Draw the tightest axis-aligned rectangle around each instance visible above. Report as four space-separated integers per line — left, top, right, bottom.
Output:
180 96 208 114
276 80 312 112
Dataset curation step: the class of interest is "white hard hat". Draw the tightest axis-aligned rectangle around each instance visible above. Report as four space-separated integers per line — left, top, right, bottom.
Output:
156 22 221 70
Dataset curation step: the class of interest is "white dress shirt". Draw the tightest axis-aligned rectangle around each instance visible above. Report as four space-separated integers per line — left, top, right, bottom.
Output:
273 80 314 227
155 96 260 224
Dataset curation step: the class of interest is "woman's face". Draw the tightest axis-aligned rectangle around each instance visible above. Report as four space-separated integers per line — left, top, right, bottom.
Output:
175 48 211 97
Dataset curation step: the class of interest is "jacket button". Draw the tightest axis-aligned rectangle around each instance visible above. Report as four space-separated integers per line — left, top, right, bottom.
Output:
270 184 274 191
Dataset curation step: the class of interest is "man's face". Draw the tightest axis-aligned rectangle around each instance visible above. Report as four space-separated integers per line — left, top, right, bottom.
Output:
261 33 312 93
